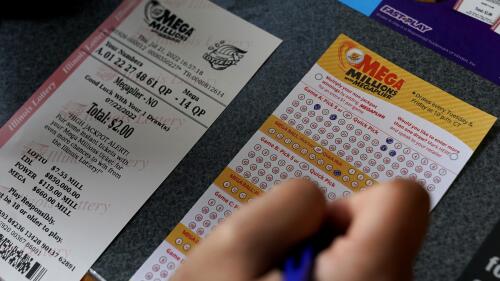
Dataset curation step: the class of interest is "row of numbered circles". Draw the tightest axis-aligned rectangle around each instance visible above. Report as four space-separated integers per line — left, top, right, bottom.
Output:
181 185 237 238
274 90 453 192
229 131 353 201
146 187 240 280
142 243 183 280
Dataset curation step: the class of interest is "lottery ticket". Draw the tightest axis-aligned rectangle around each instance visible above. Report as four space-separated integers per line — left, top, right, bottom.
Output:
454 0 500 25
131 33 496 281
0 0 280 280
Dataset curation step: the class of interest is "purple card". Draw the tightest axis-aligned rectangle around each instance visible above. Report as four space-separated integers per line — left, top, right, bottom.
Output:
340 0 500 85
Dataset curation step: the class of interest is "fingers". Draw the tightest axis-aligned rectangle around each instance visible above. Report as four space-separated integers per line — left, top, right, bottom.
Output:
172 179 326 281
338 179 430 258
315 180 430 281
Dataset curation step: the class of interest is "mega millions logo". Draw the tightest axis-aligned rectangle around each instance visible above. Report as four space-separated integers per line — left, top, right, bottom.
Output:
144 0 195 43
203 40 247 71
346 48 365 65
338 41 405 100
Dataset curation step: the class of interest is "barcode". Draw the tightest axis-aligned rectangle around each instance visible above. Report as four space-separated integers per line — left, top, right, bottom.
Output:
0 233 47 281
25 262 47 281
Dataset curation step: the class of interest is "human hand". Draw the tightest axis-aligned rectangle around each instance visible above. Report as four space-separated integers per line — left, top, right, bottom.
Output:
171 179 430 281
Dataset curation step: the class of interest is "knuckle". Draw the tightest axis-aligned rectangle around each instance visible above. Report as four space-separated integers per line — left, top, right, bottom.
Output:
214 218 247 249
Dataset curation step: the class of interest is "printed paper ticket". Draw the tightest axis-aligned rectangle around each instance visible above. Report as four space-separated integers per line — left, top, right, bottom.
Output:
454 0 500 25
0 0 281 280
131 34 496 281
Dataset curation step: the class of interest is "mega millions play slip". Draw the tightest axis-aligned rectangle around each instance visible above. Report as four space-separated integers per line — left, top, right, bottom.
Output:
0 0 281 280
132 33 496 281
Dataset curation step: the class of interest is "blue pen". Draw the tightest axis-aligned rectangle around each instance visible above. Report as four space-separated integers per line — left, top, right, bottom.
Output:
283 226 338 281
283 241 315 281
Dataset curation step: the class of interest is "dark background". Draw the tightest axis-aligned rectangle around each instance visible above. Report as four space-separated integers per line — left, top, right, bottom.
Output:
1 0 499 280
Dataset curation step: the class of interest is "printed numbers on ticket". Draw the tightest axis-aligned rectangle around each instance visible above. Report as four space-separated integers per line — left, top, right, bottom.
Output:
0 0 281 280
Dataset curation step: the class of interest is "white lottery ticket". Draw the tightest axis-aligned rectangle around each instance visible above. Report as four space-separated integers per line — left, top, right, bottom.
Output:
0 0 281 280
